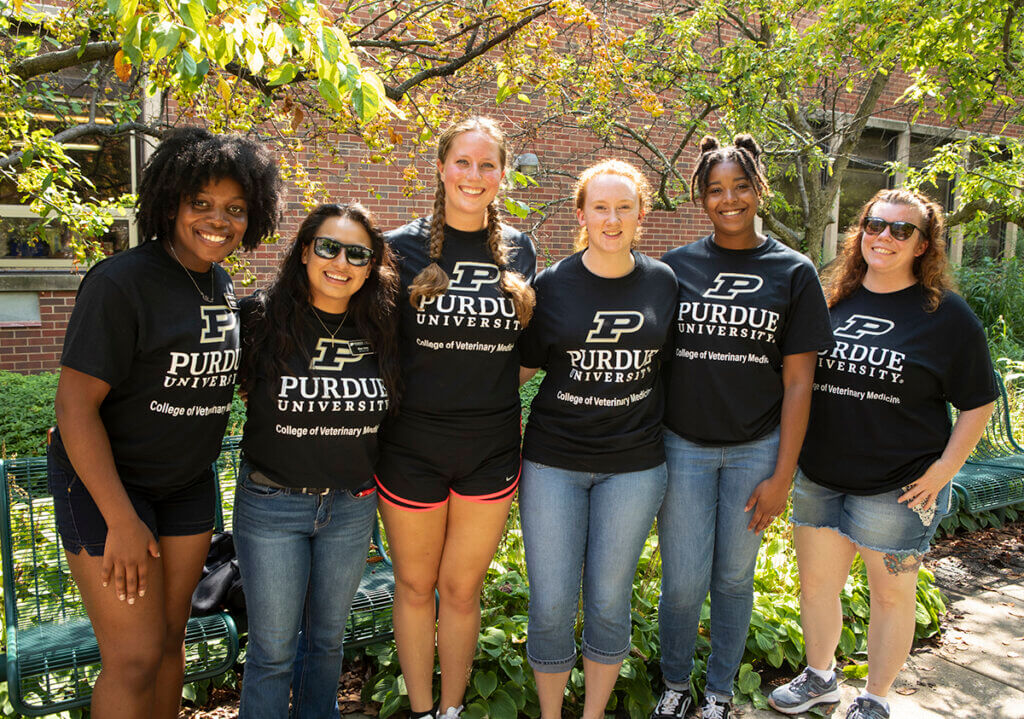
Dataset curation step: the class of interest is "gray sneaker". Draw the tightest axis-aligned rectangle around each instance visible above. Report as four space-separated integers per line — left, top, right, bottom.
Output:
768 667 841 714
845 697 889 719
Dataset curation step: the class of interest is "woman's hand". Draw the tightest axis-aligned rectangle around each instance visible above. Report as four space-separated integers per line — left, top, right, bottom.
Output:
899 401 996 512
102 517 162 604
745 474 791 533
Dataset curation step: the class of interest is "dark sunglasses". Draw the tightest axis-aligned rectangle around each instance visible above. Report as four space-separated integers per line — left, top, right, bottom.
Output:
862 217 921 242
312 236 375 266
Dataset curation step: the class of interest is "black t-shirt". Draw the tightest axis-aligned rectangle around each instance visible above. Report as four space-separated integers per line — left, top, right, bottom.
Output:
386 218 536 433
240 300 388 490
799 284 997 495
662 235 834 445
520 251 677 472
52 240 240 491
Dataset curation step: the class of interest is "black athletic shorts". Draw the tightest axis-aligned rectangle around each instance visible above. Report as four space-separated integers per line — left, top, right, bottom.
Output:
48 444 216 556
375 413 521 511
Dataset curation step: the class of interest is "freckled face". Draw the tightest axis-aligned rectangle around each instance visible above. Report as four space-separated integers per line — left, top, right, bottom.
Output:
700 160 759 241
171 176 248 271
859 201 928 284
576 173 643 259
302 216 374 314
437 130 505 231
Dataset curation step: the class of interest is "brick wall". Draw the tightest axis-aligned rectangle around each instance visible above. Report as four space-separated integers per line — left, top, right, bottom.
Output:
1 292 73 372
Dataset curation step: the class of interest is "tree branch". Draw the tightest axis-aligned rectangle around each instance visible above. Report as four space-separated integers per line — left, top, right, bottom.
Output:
12 42 120 80
0 122 161 171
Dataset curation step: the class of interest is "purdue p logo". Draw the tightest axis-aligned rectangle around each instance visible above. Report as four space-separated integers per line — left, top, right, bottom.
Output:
199 306 237 344
834 314 895 340
309 339 372 371
449 262 500 293
702 273 763 300
585 311 645 343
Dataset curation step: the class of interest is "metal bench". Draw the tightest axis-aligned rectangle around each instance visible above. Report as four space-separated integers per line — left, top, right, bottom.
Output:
0 452 239 716
213 437 396 652
950 370 1024 514
0 436 395 715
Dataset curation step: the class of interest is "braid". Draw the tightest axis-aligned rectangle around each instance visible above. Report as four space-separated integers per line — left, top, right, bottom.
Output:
408 180 452 309
485 202 535 326
690 134 770 203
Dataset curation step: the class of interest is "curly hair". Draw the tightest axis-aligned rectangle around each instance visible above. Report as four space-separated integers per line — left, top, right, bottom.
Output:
572 159 653 252
240 203 401 410
689 134 770 203
136 126 281 251
825 188 953 312
407 116 535 326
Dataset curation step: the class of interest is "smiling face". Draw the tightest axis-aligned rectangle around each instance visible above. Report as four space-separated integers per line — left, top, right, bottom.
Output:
169 176 248 272
576 172 643 259
859 201 928 287
436 129 505 231
700 160 759 246
302 215 373 314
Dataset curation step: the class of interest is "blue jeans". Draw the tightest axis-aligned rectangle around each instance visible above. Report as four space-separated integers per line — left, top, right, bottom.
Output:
657 427 780 700
520 459 667 672
234 465 378 719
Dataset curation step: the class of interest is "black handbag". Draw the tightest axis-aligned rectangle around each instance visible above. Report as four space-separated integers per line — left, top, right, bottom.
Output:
191 531 246 617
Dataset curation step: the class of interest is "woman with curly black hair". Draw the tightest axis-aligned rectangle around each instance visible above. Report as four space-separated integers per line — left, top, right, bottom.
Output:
49 126 279 719
234 202 399 719
653 135 833 719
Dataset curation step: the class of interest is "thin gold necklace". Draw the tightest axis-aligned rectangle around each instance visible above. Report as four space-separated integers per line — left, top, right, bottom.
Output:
167 242 215 303
312 306 347 338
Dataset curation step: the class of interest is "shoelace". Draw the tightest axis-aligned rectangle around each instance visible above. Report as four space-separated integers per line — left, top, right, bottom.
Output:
790 670 811 690
437 705 464 719
657 690 684 715
702 696 727 719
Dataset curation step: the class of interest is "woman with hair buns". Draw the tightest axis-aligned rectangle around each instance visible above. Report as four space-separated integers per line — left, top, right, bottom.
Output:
768 190 995 719
652 135 833 719
377 116 536 719
518 159 676 719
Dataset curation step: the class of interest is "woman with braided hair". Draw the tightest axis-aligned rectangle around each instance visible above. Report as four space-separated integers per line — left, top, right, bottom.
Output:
652 135 833 719
377 116 536 719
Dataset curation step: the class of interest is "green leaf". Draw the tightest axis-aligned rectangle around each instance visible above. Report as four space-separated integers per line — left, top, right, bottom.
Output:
151 24 183 62
380 693 404 719
462 702 488 719
496 84 514 104
178 0 207 33
266 62 298 86
737 663 761 694
113 0 139 24
176 49 198 78
842 662 870 679
488 689 518 719
838 625 856 655
473 670 498 699
504 197 530 219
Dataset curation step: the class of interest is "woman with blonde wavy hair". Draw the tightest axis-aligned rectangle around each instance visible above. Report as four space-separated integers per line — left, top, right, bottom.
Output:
769 189 996 719
376 116 536 719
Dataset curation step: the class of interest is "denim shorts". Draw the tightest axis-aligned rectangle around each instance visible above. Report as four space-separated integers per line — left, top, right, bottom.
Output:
791 469 951 556
48 445 216 556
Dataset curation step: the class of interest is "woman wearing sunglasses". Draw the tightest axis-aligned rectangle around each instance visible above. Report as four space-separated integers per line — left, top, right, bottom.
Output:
768 189 996 719
377 117 535 719
234 203 400 719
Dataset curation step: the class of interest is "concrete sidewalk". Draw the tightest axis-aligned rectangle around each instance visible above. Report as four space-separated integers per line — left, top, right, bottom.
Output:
741 571 1024 719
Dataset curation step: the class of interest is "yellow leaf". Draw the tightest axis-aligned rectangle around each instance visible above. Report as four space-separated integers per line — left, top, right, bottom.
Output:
217 76 232 103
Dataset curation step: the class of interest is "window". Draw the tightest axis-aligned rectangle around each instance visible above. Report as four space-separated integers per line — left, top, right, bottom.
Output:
836 129 898 235
0 129 138 267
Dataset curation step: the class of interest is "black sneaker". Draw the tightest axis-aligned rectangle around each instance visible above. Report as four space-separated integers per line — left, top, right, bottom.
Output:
845 697 889 719
651 688 694 719
699 695 730 719
768 667 842 714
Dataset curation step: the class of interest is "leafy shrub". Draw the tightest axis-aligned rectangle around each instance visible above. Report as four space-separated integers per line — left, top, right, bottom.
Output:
956 257 1024 360
0 371 247 458
365 504 947 719
0 371 58 457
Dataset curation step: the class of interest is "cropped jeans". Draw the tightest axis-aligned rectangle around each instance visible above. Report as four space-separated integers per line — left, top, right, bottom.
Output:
520 459 667 672
657 427 780 700
234 463 378 719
